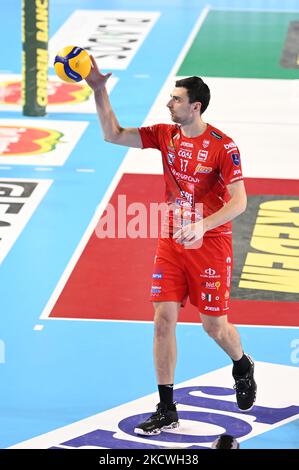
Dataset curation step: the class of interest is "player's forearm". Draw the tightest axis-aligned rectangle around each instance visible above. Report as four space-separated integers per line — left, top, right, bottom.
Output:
203 197 247 233
94 88 122 142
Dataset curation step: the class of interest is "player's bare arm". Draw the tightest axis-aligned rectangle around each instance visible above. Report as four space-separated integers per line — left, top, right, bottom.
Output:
86 55 142 148
174 180 247 247
204 179 247 231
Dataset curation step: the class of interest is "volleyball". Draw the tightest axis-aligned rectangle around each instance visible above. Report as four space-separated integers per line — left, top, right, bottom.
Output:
54 46 91 83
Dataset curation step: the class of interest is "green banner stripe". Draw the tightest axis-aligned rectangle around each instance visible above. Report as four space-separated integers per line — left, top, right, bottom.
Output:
178 10 299 79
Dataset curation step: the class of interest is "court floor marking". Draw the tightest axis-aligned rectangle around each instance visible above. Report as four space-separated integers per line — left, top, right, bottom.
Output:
39 154 128 322
137 5 211 122
211 7 299 12
37 314 299 329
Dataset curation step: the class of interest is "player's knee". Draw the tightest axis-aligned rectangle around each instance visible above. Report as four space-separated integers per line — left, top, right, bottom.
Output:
154 307 176 339
202 322 225 341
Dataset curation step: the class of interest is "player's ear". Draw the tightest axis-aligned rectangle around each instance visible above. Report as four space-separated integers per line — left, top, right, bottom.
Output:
193 101 201 113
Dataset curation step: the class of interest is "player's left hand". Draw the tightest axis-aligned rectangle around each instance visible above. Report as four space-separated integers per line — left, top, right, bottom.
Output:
173 221 205 248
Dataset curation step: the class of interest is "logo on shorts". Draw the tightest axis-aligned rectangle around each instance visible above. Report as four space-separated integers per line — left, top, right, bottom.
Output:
205 268 216 276
226 265 231 287
200 268 220 279
151 285 162 296
204 281 221 290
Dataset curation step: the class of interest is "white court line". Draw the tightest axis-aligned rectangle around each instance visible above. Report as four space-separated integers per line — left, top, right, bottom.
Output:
210 7 299 13
76 168 96 173
33 324 44 331
136 4 211 124
39 156 128 320
39 5 212 322
37 314 299 329
34 167 53 172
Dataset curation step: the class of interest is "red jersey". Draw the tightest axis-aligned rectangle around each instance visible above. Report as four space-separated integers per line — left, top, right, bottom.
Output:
138 123 244 237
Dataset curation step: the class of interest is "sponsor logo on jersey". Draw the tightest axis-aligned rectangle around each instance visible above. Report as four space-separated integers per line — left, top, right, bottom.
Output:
179 190 193 206
194 164 213 175
181 141 193 148
210 130 222 140
167 152 175 165
233 169 241 175
231 153 240 166
197 150 208 162
175 198 191 208
224 141 237 150
178 149 192 159
170 168 200 184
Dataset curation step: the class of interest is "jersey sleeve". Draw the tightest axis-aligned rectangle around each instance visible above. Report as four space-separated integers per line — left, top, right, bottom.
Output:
138 124 163 150
218 140 244 185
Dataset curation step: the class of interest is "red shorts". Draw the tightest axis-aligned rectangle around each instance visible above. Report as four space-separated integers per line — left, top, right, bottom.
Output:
150 236 233 316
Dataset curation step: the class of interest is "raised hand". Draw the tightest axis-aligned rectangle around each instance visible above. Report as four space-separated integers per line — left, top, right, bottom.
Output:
85 55 112 92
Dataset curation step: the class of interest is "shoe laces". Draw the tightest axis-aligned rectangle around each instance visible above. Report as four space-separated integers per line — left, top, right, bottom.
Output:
145 405 166 423
148 403 176 421
234 377 252 396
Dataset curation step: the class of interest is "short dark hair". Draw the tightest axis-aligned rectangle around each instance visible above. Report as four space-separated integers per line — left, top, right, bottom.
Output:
175 76 210 114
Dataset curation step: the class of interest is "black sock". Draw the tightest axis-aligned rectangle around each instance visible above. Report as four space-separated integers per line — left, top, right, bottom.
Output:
158 384 174 405
232 353 250 376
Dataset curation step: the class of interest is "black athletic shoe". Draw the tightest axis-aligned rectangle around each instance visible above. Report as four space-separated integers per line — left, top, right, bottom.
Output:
134 402 179 435
211 434 240 449
233 355 257 411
